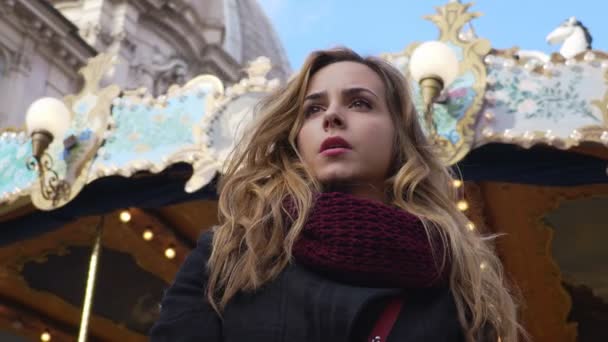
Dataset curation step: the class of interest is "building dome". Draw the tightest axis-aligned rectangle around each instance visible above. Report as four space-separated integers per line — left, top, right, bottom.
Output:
190 0 291 80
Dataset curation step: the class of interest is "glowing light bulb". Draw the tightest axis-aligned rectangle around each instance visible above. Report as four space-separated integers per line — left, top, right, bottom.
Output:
480 261 488 270
143 229 154 241
457 200 469 211
119 210 131 223
165 247 176 259
40 331 51 342
452 179 463 188
466 222 476 231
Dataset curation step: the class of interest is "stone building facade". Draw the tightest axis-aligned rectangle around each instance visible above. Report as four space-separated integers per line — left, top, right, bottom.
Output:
0 0 290 130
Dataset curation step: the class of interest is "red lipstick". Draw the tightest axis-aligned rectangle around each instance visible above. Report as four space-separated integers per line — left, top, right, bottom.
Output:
319 136 352 156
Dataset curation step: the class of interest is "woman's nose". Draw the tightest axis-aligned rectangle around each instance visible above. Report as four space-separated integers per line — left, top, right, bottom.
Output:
323 110 345 131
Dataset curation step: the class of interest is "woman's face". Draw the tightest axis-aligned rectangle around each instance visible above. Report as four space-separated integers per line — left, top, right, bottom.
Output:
296 61 395 200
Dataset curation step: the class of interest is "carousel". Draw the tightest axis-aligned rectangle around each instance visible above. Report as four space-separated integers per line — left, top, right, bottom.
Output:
1 1 607 341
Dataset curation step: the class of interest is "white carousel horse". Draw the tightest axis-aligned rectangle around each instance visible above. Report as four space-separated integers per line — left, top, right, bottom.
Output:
516 16 593 63
547 16 593 58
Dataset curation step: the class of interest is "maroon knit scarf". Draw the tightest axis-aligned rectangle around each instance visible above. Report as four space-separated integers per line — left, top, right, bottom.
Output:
290 192 448 288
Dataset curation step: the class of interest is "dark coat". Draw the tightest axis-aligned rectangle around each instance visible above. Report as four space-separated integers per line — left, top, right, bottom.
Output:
149 231 466 342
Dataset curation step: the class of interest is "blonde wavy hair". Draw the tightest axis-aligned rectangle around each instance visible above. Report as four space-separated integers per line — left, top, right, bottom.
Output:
207 48 523 341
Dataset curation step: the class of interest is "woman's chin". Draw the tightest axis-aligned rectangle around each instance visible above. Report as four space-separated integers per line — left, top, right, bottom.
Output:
319 177 358 193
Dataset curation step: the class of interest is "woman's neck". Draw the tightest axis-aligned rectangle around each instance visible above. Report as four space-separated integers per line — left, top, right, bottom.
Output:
322 181 388 204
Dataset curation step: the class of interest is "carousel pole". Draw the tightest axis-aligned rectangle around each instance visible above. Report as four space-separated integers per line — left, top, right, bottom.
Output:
77 215 105 342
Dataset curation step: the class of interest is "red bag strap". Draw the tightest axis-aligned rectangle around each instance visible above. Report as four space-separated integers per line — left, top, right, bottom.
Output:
368 296 404 342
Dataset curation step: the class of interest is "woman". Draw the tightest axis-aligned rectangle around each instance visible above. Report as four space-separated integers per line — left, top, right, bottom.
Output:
150 48 522 341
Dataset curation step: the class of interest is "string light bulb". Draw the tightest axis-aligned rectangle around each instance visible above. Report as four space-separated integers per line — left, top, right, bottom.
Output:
164 247 176 259
119 210 131 223
480 261 488 270
142 229 154 241
452 179 463 188
466 222 476 231
457 200 469 211
40 330 51 342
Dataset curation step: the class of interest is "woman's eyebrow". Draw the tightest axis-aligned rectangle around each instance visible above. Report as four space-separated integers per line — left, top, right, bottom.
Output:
304 87 378 102
304 91 327 102
342 87 378 99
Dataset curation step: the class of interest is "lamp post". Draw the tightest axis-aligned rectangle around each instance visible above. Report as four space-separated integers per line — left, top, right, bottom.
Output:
25 97 72 205
409 41 460 138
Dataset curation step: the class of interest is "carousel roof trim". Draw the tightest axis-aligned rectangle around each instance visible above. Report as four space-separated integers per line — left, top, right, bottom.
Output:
0 0 607 212
0 55 279 211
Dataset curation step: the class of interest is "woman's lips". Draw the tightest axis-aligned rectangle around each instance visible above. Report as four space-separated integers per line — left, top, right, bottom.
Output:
319 136 352 153
320 147 350 157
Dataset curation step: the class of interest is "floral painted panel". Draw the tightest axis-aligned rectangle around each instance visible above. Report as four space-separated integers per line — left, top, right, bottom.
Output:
480 57 606 138
0 132 36 198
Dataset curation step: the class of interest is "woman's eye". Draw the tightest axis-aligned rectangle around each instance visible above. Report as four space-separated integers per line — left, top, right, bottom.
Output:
305 105 322 116
351 99 371 109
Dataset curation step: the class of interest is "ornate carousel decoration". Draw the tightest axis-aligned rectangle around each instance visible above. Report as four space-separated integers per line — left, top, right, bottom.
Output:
480 14 608 151
381 1 608 164
22 54 121 210
383 0 492 164
0 55 279 210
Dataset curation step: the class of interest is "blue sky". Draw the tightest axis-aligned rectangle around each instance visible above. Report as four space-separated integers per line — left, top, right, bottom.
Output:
258 0 608 70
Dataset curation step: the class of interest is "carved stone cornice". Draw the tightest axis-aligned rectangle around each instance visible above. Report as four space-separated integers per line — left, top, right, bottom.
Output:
199 44 242 83
4 0 96 73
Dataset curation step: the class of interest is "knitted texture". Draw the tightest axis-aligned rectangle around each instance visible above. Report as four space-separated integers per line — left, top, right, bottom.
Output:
291 192 448 288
